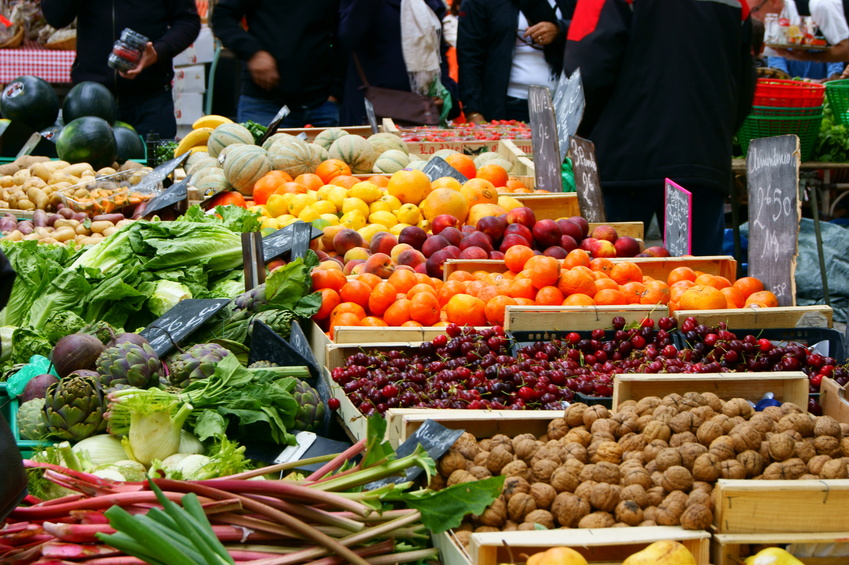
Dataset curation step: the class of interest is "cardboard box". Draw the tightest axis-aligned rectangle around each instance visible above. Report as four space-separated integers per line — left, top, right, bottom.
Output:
173 25 215 66
173 92 204 125
174 64 206 93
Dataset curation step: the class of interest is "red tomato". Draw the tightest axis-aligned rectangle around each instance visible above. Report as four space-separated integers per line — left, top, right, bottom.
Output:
209 191 247 208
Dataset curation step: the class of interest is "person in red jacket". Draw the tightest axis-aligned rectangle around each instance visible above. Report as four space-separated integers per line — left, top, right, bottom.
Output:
563 0 756 256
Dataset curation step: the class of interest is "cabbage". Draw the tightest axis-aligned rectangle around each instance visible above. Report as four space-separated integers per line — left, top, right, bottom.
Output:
72 434 128 467
147 280 192 317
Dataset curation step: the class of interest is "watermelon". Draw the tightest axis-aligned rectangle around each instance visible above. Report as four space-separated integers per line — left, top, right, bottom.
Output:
57 116 118 169
113 123 145 164
0 75 60 132
63 82 117 124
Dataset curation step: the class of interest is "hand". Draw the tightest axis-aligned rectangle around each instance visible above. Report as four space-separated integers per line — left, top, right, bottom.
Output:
248 50 279 90
467 112 486 124
120 42 158 79
432 96 444 112
842 66 849 79
525 21 559 46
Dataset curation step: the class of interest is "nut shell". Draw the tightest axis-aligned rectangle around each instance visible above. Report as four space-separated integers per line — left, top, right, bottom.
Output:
680 503 713 530
552 492 590 527
615 500 644 526
578 511 615 529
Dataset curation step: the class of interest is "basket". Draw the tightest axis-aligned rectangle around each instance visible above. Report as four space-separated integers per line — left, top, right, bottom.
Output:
737 112 823 161
825 79 849 127
0 26 23 50
750 104 824 117
753 78 825 108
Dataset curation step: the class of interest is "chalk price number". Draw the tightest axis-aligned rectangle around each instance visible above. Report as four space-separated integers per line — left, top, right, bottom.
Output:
752 185 793 262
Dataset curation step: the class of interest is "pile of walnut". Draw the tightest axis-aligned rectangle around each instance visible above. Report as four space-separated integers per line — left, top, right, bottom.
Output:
434 393 849 544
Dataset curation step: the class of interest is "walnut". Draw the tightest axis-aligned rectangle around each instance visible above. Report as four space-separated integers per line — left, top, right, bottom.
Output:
503 521 519 531
614 500 644 526
454 530 472 546
503 476 531 499
795 440 817 463
565 403 589 427
636 414 655 432
651 470 664 488
842 438 849 457
645 439 670 461
710 436 737 461
621 465 653 489
841 423 849 436
712 413 736 434
749 413 776 435
656 500 685 525
563 442 589 463
590 482 620 512
662 466 694 492
468 466 492 480
670 412 703 434
643 506 659 522
547 418 569 440
532 459 559 483
662 393 685 409
814 435 842 457
447 469 477 486
486 446 515 474
475 526 501 533
646 460 659 475
723 398 755 419
679 443 708 470
583 405 611 428
592 441 623 465
653 405 679 423
680 503 713 530
429 473 446 490
691 405 716 422
733 450 764 478
670 432 698 448
623 451 647 465
617 399 639 412
687 488 713 511
822 458 849 479
646 486 665 507
730 423 763 453
532 446 563 466
438 451 466 477
474 451 490 467
514 438 541 462
777 413 815 437
763 458 807 480
799 473 820 480
563 458 585 476
762 405 784 422
552 492 590 527
696 392 722 412
579 463 596 483
490 434 514 452
479 439 493 452
808 454 832 475
719 459 746 479
507 492 536 522
501 460 532 481
638 519 658 527
529 482 556 510
592 461 621 484
655 448 684 471
524 509 555 529
618 432 647 452
453 432 481 459
550 466 580 493
635 396 662 415
578 511 615 528
612 411 639 437
692 481 713 493
574 480 597 500
780 402 804 415
591 418 620 437
692 453 722 482
478 497 507 527
564 427 592 447
768 432 797 461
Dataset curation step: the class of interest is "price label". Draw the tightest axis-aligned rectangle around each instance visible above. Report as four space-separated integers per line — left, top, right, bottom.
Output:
262 221 322 263
570 136 605 222
140 299 231 357
553 69 585 162
529 85 562 192
664 179 692 257
143 174 190 219
746 135 801 307
422 156 468 183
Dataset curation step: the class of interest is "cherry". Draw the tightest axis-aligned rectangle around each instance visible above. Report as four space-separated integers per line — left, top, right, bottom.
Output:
327 398 341 411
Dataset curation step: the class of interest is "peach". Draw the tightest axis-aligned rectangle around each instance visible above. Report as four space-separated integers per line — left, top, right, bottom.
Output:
477 215 507 242
333 228 364 255
590 239 617 258
504 223 533 243
532 219 563 249
390 243 414 263
397 248 426 268
459 246 489 260
506 206 536 228
422 234 450 257
319 259 344 271
399 225 428 250
543 246 568 259
559 235 578 253
489 250 505 260
579 237 598 252
343 258 365 276
362 253 395 278
369 232 398 256
568 216 590 237
614 236 642 257
343 246 370 264
643 245 671 257
266 258 286 271
499 233 531 253
440 226 463 247
426 248 456 278
590 224 618 243
460 231 494 254
557 219 584 242
431 214 461 235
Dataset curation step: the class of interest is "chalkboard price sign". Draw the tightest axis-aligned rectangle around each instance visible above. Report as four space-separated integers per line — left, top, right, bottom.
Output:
570 136 605 222
143 174 190 219
746 135 801 307
553 69 585 162
528 85 562 193
664 179 692 257
140 298 231 357
249 320 322 386
262 221 322 263
257 105 290 148
422 156 468 183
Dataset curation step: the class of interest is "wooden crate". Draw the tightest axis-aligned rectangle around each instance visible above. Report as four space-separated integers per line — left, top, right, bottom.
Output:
504 305 669 333
820 376 849 424
468 527 710 565
674 305 834 330
712 532 849 565
272 124 377 141
507 192 580 220
612 372 809 411
713 479 849 534
497 139 535 177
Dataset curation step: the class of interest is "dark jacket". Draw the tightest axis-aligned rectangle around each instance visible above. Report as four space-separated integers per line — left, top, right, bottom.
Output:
563 0 755 195
337 0 459 125
457 0 574 120
212 0 343 110
42 0 200 104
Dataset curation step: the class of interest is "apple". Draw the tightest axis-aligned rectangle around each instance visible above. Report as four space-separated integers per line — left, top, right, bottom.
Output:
557 219 584 243
431 214 461 235
506 206 536 228
390 243 413 263
559 235 578 253
343 258 365 276
504 223 534 244
422 234 450 257
414 263 428 274
397 248 426 268
489 250 505 260
643 245 671 257
362 253 395 278
459 246 489 260
443 245 461 258
399 226 428 250
369 232 398 256
590 239 617 258
426 248 456 278
333 228 364 255
499 233 532 253
568 216 590 237
476 215 508 242
532 219 563 249
343 246 370 264
460 231 494 253
614 236 642 257
266 258 286 272
579 237 598 252
439 226 464 247
590 224 618 244
543 246 568 259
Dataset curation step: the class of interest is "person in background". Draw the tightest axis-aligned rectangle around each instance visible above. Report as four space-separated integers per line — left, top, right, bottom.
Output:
443 0 460 84
212 0 344 127
750 0 849 64
457 0 574 124
42 0 200 139
563 0 755 256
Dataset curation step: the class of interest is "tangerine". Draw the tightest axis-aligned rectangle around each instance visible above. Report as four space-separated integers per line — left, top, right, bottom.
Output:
330 302 366 322
667 266 697 286
360 316 388 327
678 285 727 310
401 320 423 327
562 249 591 269
562 293 596 306
721 286 745 308
253 170 294 205
475 164 509 187
558 269 598 297
388 269 419 294
311 268 346 292
594 289 627 305
339 280 371 309
443 152 477 179
744 290 779 308
535 286 565 305
387 169 432 204
314 288 341 320
594 277 620 294
460 178 499 207
294 173 323 191
589 258 614 274
732 276 764 299
274 181 307 195
437 280 466 307
383 298 412 326
485 295 517 325
504 178 527 192
406 283 438 299
367 174 390 187
330 175 360 189
669 280 696 303
620 281 647 304
356 273 382 289
641 280 671 305
410 292 441 325
525 255 561 289
609 262 643 285
504 245 535 272
508 277 536 300
368 282 398 316
444 294 487 326
315 159 351 184
329 313 361 338
420 188 469 223
431 176 463 191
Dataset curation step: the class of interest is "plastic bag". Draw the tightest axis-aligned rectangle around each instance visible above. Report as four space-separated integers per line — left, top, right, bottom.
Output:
6 355 58 399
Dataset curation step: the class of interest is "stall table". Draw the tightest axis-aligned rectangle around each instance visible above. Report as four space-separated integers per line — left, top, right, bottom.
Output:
0 41 74 84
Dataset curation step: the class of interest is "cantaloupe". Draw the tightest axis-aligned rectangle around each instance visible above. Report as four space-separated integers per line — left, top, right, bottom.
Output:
308 143 329 163
367 132 408 155
193 169 230 197
186 150 211 169
328 135 377 174
473 152 500 168
406 159 428 170
262 132 295 151
432 149 459 160
314 128 349 150
268 137 321 176
223 145 272 195
187 157 220 176
373 149 411 174
217 142 251 166
207 123 255 158
190 165 224 183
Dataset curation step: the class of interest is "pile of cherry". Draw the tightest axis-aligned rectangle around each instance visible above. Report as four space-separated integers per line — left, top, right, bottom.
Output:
329 317 847 416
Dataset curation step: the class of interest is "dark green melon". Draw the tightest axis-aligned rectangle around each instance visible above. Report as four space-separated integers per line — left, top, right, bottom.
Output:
62 81 117 124
113 123 145 163
0 75 60 131
57 116 118 169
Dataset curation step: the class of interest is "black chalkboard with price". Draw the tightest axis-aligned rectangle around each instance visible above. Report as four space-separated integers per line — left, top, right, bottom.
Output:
528 85 562 193
664 179 692 257
746 135 801 307
570 136 605 222
140 299 231 357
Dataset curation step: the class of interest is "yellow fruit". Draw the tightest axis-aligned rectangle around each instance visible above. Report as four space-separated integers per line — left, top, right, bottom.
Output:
387 169 431 204
431 176 463 191
369 200 393 214
278 215 298 227
339 211 366 230
312 200 337 215
745 548 805 565
319 260 343 271
265 194 289 217
323 186 348 209
342 197 370 217
390 222 411 236
192 114 233 129
621 540 695 565
320 213 340 226
418 219 431 231
460 179 499 206
247 204 266 215
260 216 279 230
498 195 524 211
468 203 507 226
368 210 398 228
174 127 213 157
358 224 386 243
348 181 383 203
526 547 588 565
420 187 470 223
288 193 317 216
395 202 422 225
298 206 321 222
377 194 402 211
188 145 209 155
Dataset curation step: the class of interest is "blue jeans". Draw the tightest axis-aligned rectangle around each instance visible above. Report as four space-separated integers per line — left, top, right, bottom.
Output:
237 96 340 127
118 87 176 139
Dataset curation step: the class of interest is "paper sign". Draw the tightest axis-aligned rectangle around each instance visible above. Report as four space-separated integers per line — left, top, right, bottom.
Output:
422 156 468 183
664 179 692 257
528 85 562 192
553 69 585 162
570 136 605 222
140 298 231 357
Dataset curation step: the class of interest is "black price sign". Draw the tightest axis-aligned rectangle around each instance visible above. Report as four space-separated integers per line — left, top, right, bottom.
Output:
257 105 290 148
249 320 322 385
528 85 562 192
664 179 692 257
570 136 605 223
746 135 801 307
553 69 585 162
422 156 468 183
136 153 190 192
262 221 322 262
143 174 190 219
140 298 231 357
364 98 380 134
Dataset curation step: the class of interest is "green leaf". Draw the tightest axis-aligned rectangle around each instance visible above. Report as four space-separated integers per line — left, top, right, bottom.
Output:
294 292 323 318
194 410 227 442
362 415 394 469
395 476 506 534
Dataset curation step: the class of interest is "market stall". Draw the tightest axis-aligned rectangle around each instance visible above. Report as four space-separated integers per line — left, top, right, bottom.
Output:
0 41 74 85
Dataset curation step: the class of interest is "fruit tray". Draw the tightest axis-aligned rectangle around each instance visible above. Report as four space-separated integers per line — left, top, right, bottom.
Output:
503 304 670 333
673 305 834 330
55 168 161 216
677 327 846 363
712 531 849 565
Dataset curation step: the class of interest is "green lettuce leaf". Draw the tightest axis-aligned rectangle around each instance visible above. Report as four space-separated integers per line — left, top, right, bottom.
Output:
394 476 506 534
178 205 261 233
132 222 244 272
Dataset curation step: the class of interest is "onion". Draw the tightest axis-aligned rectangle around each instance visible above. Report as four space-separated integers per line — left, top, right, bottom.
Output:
19 373 59 402
51 333 106 378
107 333 150 348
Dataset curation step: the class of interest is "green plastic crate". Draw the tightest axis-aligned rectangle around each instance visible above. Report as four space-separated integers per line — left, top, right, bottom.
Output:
0 382 48 459
826 79 849 127
738 112 823 161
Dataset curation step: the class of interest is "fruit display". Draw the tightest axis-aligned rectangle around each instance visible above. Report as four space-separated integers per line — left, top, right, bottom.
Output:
0 210 131 245
396 120 532 143
517 540 698 565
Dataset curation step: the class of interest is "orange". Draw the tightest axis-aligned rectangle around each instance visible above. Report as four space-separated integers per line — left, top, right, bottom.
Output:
330 302 366 322
410 292 441 325
339 280 371 309
460 178 499 207
620 281 647 304
524 255 561 289
589 258 614 275
513 297 536 306
294 173 323 191
476 285 504 303
401 320 423 327
388 269 419 294
744 290 779 308
732 276 764 299
415 273 434 285
368 282 398 316
594 289 627 305
535 286 565 305
329 313 361 338
253 170 293 205
406 283 438 299
504 178 528 192
420 188 469 223
594 277 620 294
721 286 745 308
383 298 412 326
562 249 591 270
475 164 509 187
641 280 671 305
678 285 727 310
485 295 517 325
356 273 382 289
562 293 596 306
465 280 487 298
504 245 535 273
315 159 352 184
444 153 477 179
431 176 463 191
669 280 696 303
367 175 390 187
667 266 697 286
330 175 359 189
609 262 643 285
694 274 728 289
508 277 536 300
444 294 487 326
387 169 432 204
437 280 467 307
360 316 388 327
311 268 346 292
558 268 598 297
274 181 307 195
448 270 475 283
314 288 341 320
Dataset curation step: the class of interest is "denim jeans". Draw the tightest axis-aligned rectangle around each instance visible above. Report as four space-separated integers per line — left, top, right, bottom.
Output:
505 96 531 123
118 87 177 139
237 96 340 127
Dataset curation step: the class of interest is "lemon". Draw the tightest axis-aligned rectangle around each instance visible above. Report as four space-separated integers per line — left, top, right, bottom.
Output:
277 214 297 227
369 200 393 215
342 197 369 217
324 186 348 209
377 194 402 211
395 203 422 225
260 216 279 230
311 218 331 231
320 213 340 226
298 206 321 222
369 210 398 228
390 222 411 236
265 194 290 218
288 193 317 216
498 195 523 211
339 211 366 230
317 184 336 200
417 219 431 231
312 200 337 215
358 224 387 243
248 204 267 215
348 181 383 203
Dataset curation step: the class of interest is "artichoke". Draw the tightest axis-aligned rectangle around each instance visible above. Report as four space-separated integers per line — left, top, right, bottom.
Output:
233 285 267 313
96 342 163 389
248 360 278 368
248 309 297 340
166 343 230 389
292 380 325 432
17 398 48 440
43 374 108 441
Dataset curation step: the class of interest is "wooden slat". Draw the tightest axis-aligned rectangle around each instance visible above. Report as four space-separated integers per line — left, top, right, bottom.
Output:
504 305 668 333
674 305 833 329
712 532 849 565
509 192 580 220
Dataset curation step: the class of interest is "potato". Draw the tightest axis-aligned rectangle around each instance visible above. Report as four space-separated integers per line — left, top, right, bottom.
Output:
22 233 40 240
54 218 80 229
4 230 22 241
74 223 91 235
119 160 144 171
52 227 76 242
29 162 53 182
33 227 52 236
49 172 81 185
23 176 47 190
17 156 49 168
16 199 35 211
26 187 49 209
0 164 19 176
0 176 14 188
77 236 102 245
63 163 96 178
115 219 134 228
102 226 118 237
12 169 31 185
89 220 114 234
96 167 118 177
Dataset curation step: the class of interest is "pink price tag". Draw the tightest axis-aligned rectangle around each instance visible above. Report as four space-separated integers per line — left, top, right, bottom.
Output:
0 15 12 27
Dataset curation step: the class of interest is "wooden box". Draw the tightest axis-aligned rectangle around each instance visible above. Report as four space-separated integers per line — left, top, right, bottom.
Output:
673 305 834 330
506 192 580 221
612 372 810 411
468 527 711 565
819 376 849 424
504 304 669 333
712 532 849 565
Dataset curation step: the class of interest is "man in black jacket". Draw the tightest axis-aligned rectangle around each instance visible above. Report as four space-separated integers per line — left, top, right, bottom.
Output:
212 0 343 127
42 0 201 139
563 0 756 256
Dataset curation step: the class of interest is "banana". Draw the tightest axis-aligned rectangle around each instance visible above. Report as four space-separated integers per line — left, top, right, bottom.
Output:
188 145 209 155
191 114 233 130
174 127 213 157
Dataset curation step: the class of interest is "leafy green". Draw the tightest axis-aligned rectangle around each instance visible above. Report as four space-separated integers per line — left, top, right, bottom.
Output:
812 102 849 163
241 121 268 144
42 310 86 344
10 328 52 365
145 281 192 317
128 221 244 272
259 251 321 316
178 205 262 233
393 476 505 534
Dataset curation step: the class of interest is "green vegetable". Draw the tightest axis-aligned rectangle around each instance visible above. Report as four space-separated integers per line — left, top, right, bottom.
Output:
812 101 849 162
240 120 268 144
72 434 128 467
178 204 261 233
146 280 192 317
154 141 178 165
91 460 148 482
42 310 86 344
43 373 109 441
159 436 250 480
0 326 13 364
10 328 52 365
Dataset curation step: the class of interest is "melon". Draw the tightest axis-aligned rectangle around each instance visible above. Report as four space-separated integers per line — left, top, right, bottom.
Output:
56 116 117 170
191 165 224 183
112 123 145 164
262 132 295 151
367 132 408 155
186 150 211 169
487 157 514 173
0 75 60 132
268 137 320 176
217 142 251 166
432 149 459 160
223 145 272 195
473 152 500 168
187 157 220 176
309 143 329 163
373 150 411 174
407 159 428 171
328 135 377 174
63 81 117 124
207 123 255 158
314 128 349 150
193 169 230 197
